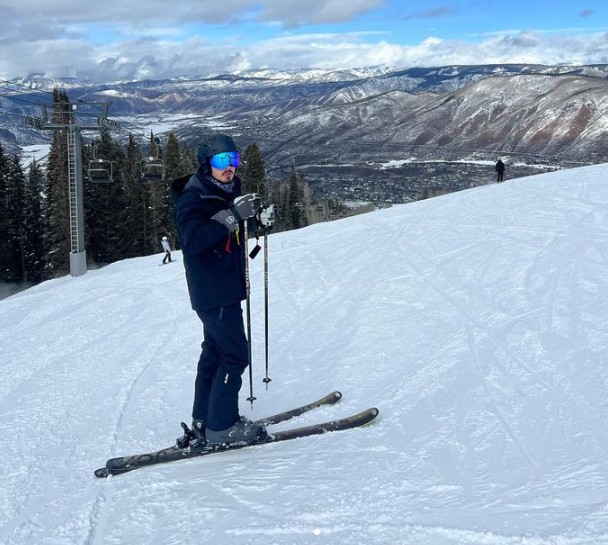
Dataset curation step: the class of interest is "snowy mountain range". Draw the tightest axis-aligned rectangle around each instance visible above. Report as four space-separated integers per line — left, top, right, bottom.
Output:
1 164 608 544
2 63 607 158
2 64 608 202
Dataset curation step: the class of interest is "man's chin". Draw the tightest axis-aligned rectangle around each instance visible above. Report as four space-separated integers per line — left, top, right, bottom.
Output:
213 172 234 183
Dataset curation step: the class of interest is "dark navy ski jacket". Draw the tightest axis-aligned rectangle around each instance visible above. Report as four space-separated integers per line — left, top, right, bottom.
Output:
172 169 246 311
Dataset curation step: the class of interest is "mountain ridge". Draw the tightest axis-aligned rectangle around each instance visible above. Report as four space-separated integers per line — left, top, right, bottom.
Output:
2 64 607 203
3 64 607 159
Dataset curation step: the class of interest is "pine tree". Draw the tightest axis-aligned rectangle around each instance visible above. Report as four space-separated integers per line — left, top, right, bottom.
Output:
43 89 72 277
163 133 182 180
156 133 181 245
22 160 46 282
288 161 307 230
180 144 198 175
0 143 10 280
83 130 128 264
122 134 147 257
5 156 26 280
267 160 314 232
241 143 269 202
279 182 292 231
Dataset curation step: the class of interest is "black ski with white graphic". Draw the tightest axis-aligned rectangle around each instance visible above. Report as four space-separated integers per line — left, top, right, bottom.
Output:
95 391 342 477
95 407 378 478
95 404 378 478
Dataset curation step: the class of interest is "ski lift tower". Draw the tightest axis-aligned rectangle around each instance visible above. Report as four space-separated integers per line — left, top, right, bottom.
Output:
25 102 120 277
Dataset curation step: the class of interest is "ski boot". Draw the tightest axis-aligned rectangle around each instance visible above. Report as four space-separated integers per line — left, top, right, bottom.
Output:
205 416 268 447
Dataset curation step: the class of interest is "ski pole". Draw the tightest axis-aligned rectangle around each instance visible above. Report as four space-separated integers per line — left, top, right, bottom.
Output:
262 229 272 389
243 220 256 406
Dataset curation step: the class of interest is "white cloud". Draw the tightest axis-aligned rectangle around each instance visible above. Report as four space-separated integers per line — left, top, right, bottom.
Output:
3 30 608 82
1 1 607 81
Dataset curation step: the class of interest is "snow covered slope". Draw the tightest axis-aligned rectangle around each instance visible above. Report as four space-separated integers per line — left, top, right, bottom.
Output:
1 164 608 544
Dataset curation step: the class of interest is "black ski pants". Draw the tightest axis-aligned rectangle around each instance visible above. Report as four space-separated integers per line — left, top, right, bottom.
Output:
193 303 249 431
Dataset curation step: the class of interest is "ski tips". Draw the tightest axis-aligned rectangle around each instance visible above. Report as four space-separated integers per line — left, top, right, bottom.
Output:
360 407 380 426
94 467 110 478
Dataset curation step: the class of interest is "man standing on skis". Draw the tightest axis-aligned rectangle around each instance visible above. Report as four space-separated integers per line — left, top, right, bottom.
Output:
171 134 275 450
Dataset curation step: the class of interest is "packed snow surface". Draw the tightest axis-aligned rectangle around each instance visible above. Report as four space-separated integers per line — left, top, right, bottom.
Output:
1 165 608 544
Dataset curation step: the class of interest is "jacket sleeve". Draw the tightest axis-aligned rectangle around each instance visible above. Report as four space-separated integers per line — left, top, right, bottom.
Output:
175 189 232 256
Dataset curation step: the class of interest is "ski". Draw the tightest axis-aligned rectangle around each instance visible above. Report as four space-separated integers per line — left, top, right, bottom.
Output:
95 390 343 477
94 405 378 478
255 390 342 426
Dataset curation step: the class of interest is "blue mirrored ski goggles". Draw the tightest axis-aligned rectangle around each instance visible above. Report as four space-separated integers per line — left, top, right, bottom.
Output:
209 151 240 169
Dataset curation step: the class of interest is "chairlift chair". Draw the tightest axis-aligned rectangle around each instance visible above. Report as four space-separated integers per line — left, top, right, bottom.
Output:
141 158 166 182
88 159 113 183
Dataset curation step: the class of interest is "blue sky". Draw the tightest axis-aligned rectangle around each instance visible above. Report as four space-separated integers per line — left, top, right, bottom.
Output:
1 0 607 82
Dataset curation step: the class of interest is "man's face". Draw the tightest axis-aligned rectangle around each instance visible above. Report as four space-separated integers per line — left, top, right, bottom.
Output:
209 151 240 183
211 164 236 183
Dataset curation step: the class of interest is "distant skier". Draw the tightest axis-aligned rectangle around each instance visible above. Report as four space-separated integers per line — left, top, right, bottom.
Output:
495 159 505 182
161 236 173 264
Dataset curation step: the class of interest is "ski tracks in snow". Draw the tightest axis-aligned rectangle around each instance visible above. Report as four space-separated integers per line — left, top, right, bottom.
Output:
3 169 608 545
392 177 608 520
0 257 193 545
84 260 193 545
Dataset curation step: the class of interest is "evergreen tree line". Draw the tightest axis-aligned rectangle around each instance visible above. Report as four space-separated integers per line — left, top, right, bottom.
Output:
0 91 317 285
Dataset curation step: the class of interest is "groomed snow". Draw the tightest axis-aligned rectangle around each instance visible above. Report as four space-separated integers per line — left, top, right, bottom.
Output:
1 164 608 544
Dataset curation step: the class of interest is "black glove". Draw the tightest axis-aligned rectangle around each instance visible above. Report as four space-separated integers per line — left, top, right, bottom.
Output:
232 193 259 220
211 209 239 233
211 194 260 233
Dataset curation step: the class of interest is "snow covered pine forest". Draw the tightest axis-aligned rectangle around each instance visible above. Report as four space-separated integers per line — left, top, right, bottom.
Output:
1 164 608 545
